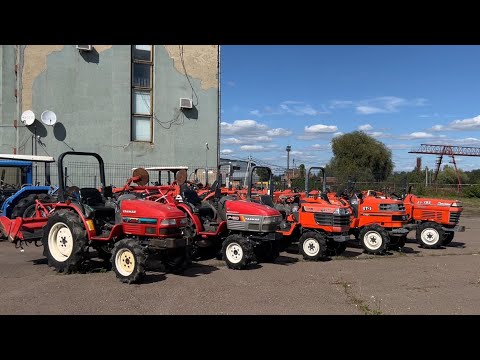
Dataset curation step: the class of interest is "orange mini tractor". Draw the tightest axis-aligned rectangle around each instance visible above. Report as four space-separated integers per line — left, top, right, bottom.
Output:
277 167 351 260
332 180 413 254
390 186 465 248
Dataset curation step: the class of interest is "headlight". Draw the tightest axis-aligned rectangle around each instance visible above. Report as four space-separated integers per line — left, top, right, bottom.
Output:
451 202 462 207
333 208 349 216
160 219 177 226
263 216 281 224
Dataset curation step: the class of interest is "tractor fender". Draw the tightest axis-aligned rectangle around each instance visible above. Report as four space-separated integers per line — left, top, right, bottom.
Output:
1 186 50 218
50 203 96 239
176 203 203 232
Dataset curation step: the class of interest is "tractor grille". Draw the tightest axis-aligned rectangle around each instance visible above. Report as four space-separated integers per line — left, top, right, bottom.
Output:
421 211 442 222
314 213 350 227
380 204 405 211
449 212 461 224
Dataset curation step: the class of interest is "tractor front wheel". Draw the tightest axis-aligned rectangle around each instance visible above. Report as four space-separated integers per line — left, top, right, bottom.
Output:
222 235 253 270
299 231 327 261
443 231 455 245
111 239 147 284
359 225 389 254
416 222 444 249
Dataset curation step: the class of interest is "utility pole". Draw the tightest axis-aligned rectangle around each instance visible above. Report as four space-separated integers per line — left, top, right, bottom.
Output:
205 142 209 186
286 145 291 188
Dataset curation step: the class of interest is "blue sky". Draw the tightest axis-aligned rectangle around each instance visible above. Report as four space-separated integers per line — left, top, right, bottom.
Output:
220 45 480 172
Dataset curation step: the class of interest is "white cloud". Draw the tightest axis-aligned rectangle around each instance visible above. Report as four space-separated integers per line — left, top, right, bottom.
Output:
310 143 332 150
221 120 268 135
431 115 480 132
449 115 480 130
358 124 373 131
266 128 292 137
290 150 303 155
330 96 427 115
220 149 234 154
333 132 344 137
304 124 338 133
222 137 243 145
252 136 273 142
407 132 435 139
240 145 268 152
387 144 410 150
431 125 445 131
249 101 330 117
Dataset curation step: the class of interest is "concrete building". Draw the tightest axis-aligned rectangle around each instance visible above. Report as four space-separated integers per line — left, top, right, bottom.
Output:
0 45 219 185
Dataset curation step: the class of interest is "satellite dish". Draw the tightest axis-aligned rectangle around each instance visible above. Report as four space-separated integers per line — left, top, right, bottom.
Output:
21 110 35 126
41 110 57 126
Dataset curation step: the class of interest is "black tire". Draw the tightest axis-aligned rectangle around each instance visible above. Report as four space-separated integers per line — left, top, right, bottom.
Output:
11 193 53 218
41 209 88 273
221 234 253 270
359 225 389 254
326 241 347 256
111 239 147 284
389 234 407 250
298 231 327 261
416 222 444 249
255 241 280 263
443 231 454 246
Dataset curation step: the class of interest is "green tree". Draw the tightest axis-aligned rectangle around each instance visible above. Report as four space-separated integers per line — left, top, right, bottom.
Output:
328 131 394 182
437 165 469 185
298 164 306 179
256 167 271 182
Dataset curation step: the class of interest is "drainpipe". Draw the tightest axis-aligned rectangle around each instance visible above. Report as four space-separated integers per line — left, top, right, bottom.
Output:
217 45 221 168
15 45 23 154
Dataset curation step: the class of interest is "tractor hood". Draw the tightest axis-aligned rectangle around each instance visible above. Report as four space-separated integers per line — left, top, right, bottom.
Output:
226 200 281 216
121 199 185 219
405 194 462 208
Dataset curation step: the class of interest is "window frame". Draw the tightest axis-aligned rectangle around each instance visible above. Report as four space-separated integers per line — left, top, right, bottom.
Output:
131 45 154 142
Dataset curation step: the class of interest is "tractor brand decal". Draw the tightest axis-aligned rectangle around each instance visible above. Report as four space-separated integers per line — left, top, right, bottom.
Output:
244 216 261 222
303 206 331 213
417 201 431 205
122 217 158 224
437 202 451 206
122 209 136 213
227 215 241 221
362 206 372 211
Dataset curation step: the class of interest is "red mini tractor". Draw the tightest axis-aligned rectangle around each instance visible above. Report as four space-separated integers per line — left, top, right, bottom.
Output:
0 152 189 284
277 167 351 260
390 186 465 248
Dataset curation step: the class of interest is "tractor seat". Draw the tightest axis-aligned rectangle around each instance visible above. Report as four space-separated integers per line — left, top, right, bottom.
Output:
80 187 105 206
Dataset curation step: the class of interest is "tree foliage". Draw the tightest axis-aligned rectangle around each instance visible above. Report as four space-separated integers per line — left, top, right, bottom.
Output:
327 131 394 182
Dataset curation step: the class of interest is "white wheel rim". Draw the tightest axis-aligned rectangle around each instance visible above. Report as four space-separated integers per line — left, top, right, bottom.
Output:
363 231 383 250
48 222 74 262
421 228 440 245
225 242 243 264
115 248 136 276
303 238 320 257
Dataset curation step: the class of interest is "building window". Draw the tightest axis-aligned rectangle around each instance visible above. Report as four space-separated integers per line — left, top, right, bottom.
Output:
131 45 153 142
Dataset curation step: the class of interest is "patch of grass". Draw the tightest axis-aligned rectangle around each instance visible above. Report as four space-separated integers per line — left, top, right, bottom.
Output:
332 280 383 315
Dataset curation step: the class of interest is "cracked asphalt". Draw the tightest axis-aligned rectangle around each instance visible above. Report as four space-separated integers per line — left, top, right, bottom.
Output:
0 216 479 315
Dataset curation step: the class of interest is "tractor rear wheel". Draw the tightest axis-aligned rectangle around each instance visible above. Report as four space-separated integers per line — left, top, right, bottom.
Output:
42 209 88 273
443 231 454 245
222 235 253 270
299 231 327 261
11 193 54 218
111 239 146 284
416 222 444 249
359 225 389 254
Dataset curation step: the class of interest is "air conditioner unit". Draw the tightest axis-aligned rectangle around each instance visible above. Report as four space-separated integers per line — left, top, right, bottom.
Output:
76 45 92 51
180 98 193 109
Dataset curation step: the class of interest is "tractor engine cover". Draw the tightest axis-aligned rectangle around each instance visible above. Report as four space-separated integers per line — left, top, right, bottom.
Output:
224 200 282 232
120 199 186 237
